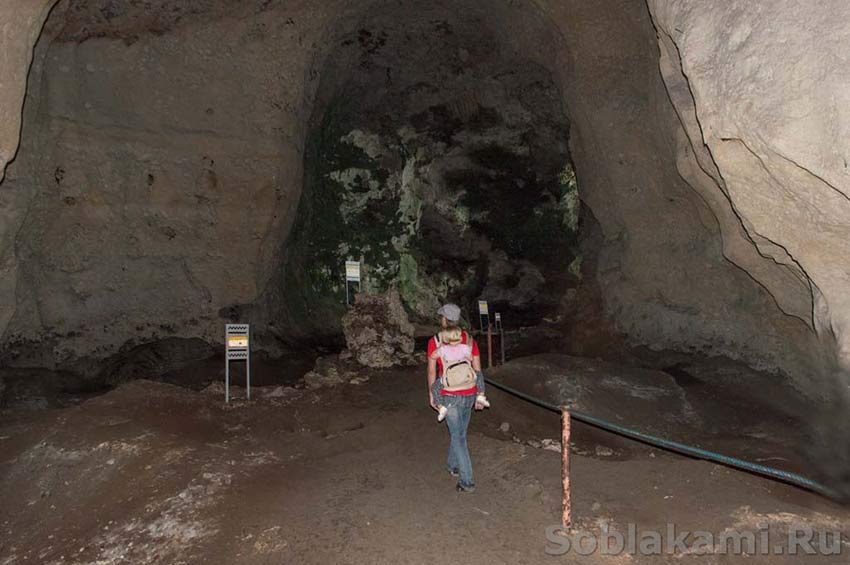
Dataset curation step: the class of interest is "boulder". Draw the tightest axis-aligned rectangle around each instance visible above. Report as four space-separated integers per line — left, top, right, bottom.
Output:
303 354 358 389
341 290 415 368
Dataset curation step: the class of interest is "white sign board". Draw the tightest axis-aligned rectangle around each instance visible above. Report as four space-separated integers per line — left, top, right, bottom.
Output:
227 335 248 349
478 300 489 316
345 261 361 282
494 313 501 323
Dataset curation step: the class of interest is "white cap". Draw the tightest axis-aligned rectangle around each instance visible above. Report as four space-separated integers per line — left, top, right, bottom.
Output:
437 303 461 322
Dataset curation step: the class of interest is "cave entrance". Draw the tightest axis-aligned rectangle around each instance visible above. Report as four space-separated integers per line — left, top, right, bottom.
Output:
282 3 580 341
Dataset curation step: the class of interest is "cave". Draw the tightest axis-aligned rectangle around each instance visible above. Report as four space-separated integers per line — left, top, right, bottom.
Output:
1 0 849 561
281 6 578 340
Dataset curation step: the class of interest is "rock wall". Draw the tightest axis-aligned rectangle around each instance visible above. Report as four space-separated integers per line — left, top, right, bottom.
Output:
1 1 339 368
0 0 57 354
0 0 55 183
543 0 820 379
0 0 840 386
646 0 850 379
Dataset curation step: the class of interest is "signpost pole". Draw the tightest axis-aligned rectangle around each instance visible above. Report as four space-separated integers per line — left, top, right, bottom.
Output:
345 260 362 306
477 300 491 368
486 324 493 369
495 313 505 365
225 324 250 403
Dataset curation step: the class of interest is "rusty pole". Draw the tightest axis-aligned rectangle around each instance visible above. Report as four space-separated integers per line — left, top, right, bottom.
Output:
561 407 572 529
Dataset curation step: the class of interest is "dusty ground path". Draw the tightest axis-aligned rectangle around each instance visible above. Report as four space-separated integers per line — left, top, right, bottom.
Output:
1 364 848 564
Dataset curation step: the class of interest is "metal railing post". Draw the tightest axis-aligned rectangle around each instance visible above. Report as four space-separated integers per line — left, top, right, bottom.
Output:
561 407 572 529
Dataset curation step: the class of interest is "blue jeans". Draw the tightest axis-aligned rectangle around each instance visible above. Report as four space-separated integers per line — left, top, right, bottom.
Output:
443 393 476 488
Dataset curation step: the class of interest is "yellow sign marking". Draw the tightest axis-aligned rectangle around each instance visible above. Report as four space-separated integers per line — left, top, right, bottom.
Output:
228 336 248 348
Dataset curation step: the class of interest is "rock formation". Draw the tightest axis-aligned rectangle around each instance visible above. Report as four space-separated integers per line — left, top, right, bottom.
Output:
646 0 850 379
341 290 415 368
0 0 55 183
303 354 357 388
0 0 57 354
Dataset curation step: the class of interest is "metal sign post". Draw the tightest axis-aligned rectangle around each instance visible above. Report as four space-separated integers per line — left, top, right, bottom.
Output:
345 261 361 306
225 324 250 403
478 300 492 368
495 312 505 365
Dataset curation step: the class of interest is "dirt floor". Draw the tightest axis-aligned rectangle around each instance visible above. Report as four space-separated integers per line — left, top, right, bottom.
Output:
1 357 849 564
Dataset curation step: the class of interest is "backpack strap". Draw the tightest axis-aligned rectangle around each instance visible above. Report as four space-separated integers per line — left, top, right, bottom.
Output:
462 331 474 361
434 333 449 386
433 333 442 365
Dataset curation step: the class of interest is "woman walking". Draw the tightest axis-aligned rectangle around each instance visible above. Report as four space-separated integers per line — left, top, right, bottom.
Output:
426 303 488 492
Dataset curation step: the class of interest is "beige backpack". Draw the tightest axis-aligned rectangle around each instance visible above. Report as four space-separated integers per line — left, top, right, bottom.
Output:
435 332 477 392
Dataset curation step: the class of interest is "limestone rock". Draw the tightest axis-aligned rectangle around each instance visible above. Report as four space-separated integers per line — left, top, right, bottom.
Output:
303 354 358 389
0 369 53 411
0 0 59 343
341 290 415 368
98 338 214 386
541 439 562 453
0 0 56 183
480 251 547 310
646 0 850 376
264 386 298 399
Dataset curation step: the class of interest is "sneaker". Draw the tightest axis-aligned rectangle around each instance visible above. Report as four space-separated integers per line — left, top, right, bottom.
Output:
446 466 460 478
476 394 490 408
437 405 449 422
456 482 476 493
